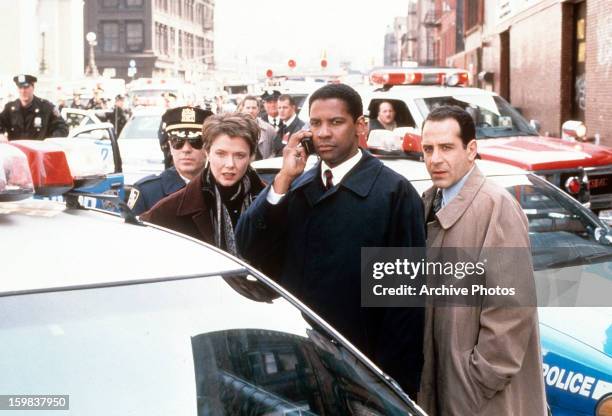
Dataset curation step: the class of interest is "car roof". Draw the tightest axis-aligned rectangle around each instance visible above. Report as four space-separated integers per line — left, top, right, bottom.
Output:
0 200 243 295
251 155 527 179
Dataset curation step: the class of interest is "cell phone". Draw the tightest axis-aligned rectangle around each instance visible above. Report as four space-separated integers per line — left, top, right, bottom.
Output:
299 124 316 155
300 136 316 155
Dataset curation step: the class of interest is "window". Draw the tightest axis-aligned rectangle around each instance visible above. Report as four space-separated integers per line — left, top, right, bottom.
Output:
101 22 119 52
464 0 483 31
101 0 119 7
125 0 143 7
126 21 144 52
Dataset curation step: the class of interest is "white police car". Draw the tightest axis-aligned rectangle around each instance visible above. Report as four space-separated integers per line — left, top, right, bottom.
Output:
118 106 166 185
253 155 612 416
0 143 425 416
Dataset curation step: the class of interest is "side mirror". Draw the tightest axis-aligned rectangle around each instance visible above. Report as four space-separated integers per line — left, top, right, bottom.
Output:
529 119 541 133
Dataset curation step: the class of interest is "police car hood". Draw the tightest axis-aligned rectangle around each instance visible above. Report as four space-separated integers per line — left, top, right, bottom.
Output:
538 307 612 357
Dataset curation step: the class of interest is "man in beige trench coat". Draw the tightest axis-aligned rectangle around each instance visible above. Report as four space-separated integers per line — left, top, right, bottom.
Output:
417 106 547 415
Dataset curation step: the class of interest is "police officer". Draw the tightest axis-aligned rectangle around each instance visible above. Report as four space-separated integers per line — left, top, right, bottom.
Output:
128 106 213 215
0 74 68 141
259 89 281 129
107 94 128 136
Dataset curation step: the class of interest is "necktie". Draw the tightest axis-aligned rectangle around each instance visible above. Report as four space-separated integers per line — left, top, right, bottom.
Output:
432 189 443 214
324 169 333 190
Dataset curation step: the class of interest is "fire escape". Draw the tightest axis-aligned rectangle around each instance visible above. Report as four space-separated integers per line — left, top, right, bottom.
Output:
422 4 441 66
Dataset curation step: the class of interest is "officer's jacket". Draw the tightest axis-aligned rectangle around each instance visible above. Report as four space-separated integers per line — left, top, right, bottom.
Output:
0 96 69 140
128 167 186 216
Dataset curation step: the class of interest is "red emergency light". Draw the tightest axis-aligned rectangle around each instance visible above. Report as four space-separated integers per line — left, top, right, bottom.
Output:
369 69 469 87
320 59 328 68
266 69 273 78
288 59 296 69
9 141 74 196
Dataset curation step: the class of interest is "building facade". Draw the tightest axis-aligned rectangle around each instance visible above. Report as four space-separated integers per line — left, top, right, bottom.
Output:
0 0 84 98
84 0 214 81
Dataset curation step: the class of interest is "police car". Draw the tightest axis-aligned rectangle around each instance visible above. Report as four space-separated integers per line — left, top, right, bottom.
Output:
0 144 425 416
118 106 166 185
298 68 612 220
252 155 612 416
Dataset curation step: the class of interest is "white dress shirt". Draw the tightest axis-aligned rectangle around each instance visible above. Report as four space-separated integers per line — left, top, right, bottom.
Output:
267 149 363 205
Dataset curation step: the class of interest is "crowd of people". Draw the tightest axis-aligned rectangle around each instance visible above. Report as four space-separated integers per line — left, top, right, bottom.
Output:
133 83 546 415
1 73 547 414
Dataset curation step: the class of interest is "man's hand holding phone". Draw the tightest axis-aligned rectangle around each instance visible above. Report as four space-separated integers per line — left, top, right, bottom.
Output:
273 130 313 194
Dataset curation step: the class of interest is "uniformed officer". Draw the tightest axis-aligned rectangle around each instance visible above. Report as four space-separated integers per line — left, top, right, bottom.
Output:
128 106 213 215
0 74 69 141
107 94 127 136
259 89 281 129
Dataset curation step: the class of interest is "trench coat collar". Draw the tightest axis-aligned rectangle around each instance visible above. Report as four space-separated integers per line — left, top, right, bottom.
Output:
423 165 486 230
290 150 382 201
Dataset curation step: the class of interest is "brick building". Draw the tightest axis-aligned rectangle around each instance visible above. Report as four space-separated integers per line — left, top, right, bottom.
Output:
437 0 611 145
84 0 214 81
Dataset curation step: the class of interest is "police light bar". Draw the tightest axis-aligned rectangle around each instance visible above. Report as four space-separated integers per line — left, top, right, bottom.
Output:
9 140 75 196
45 138 107 188
369 68 469 87
0 143 34 202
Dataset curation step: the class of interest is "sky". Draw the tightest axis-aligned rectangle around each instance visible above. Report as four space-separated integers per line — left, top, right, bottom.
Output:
214 0 410 74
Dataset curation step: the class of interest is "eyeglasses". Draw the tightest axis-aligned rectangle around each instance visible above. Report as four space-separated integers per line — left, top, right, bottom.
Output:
169 137 204 150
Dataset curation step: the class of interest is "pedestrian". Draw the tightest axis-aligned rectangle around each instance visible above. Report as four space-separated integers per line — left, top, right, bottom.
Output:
272 94 305 156
141 112 265 254
72 92 85 109
238 95 276 160
128 106 213 216
259 89 281 128
418 105 546 415
369 100 397 131
0 74 68 141
236 83 426 396
107 94 128 136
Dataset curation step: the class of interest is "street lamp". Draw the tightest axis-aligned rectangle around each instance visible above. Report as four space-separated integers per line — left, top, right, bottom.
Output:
85 31 99 77
39 25 48 74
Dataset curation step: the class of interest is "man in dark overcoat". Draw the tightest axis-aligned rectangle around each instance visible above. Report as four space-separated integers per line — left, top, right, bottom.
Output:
236 83 426 397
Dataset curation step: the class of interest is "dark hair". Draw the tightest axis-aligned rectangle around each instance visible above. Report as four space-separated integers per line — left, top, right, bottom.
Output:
278 94 296 106
201 113 259 155
308 83 363 121
238 95 260 112
422 105 475 147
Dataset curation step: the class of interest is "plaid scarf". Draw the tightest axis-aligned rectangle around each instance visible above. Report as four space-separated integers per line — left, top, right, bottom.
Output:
202 167 258 256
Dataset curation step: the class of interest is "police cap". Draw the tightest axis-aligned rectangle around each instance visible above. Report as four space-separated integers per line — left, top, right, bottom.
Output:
13 74 37 88
162 106 213 133
260 89 281 102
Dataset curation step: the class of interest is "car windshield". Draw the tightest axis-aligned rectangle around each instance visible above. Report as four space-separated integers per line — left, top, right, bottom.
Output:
415 94 539 139
119 115 161 139
0 275 418 415
494 174 612 269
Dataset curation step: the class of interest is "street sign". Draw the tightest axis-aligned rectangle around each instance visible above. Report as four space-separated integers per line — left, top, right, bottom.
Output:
129 60 136 68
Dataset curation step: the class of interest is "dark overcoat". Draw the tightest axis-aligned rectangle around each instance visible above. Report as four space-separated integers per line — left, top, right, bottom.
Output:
236 151 427 395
